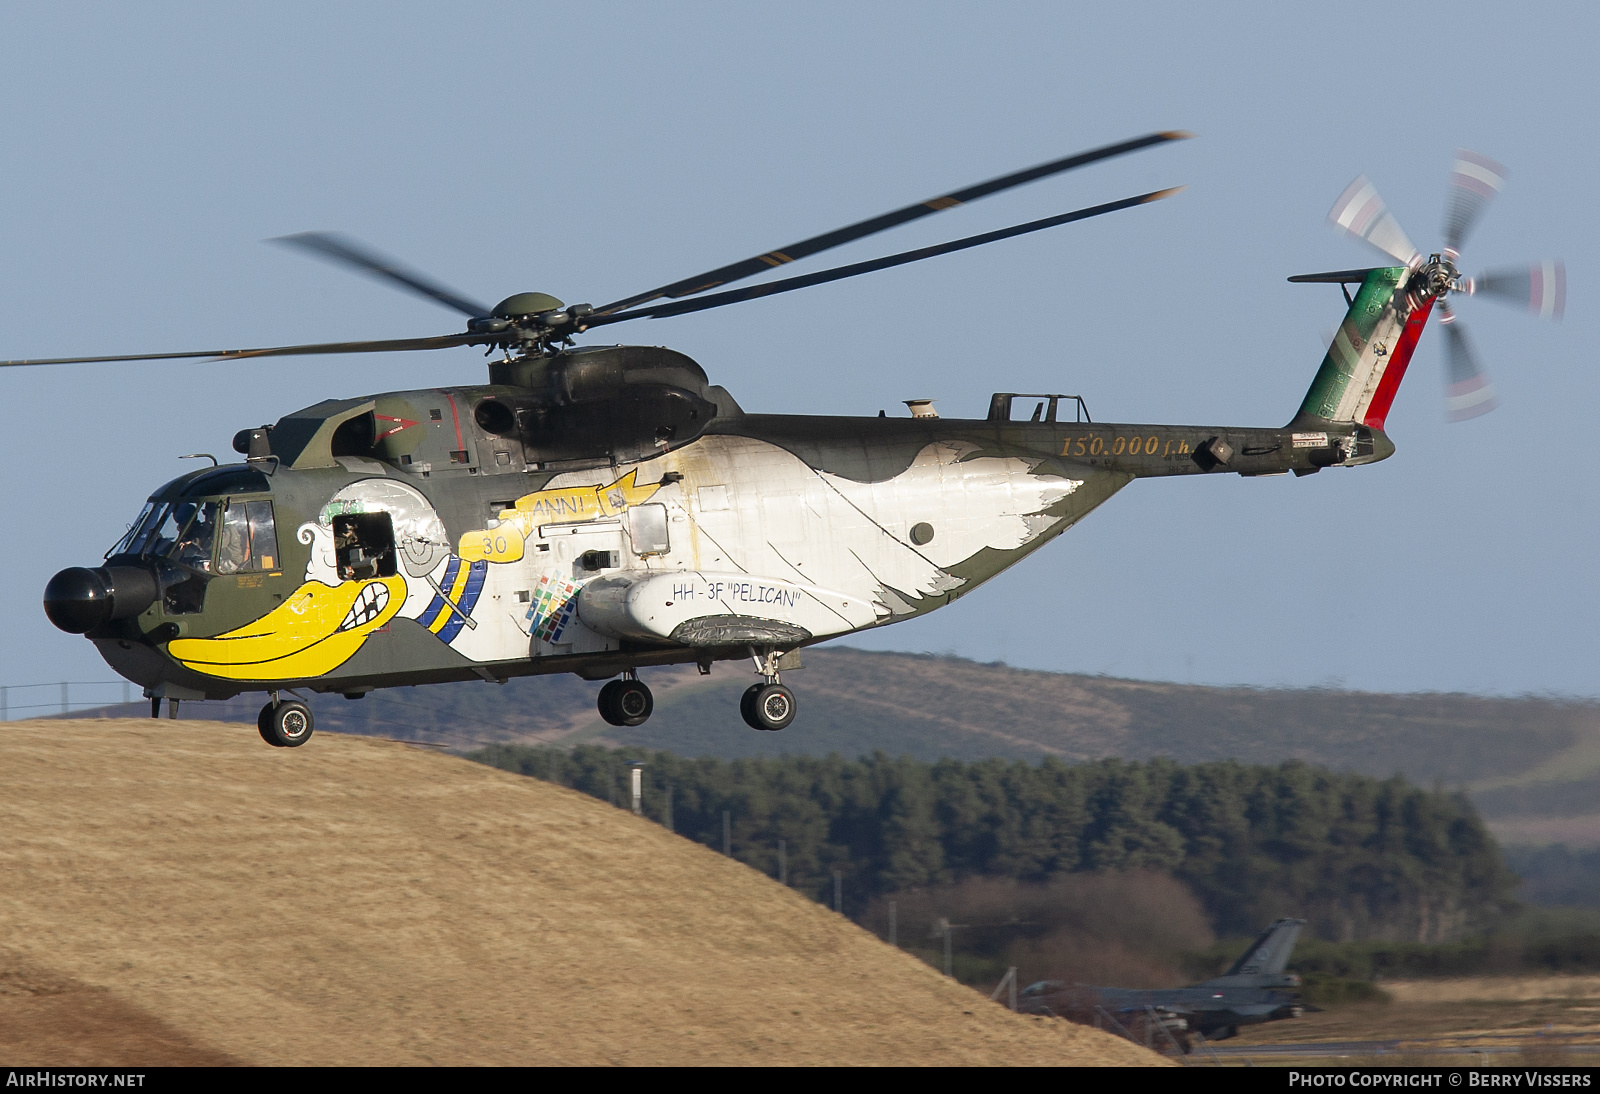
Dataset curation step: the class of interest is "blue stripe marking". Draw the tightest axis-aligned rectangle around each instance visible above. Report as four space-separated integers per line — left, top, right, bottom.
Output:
416 557 461 631
438 560 487 643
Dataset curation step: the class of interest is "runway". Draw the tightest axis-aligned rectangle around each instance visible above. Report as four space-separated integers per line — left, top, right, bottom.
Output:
1209 1036 1600 1060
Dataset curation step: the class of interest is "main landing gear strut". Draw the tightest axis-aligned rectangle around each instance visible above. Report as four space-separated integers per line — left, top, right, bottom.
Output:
597 672 653 727
258 691 315 747
740 648 796 732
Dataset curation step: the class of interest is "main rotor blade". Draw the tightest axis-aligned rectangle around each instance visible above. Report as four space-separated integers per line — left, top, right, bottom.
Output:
593 131 1191 316
1439 301 1497 422
1476 260 1566 320
1442 149 1507 257
1328 176 1421 267
585 188 1182 327
0 332 482 368
271 232 494 319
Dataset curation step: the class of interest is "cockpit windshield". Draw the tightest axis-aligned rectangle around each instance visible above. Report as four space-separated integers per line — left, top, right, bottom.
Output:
108 499 218 571
108 501 161 558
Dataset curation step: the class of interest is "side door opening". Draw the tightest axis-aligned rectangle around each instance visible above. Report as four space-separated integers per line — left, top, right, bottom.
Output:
332 512 397 580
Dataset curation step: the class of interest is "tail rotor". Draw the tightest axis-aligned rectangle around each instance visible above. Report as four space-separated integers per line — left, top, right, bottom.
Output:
1328 176 1422 267
1325 149 1564 422
1472 260 1567 320
1441 149 1507 259
1438 300 1497 422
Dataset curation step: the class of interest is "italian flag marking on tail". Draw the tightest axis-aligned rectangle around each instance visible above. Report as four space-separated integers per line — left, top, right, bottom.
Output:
1295 268 1435 430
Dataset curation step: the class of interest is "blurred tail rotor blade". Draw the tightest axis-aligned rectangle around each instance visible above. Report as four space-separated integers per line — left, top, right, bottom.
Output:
1439 302 1498 422
1476 260 1566 320
1442 149 1507 257
1328 176 1421 267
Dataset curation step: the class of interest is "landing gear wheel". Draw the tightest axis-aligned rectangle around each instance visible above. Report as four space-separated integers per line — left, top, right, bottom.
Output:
740 683 796 731
258 699 314 747
597 679 653 727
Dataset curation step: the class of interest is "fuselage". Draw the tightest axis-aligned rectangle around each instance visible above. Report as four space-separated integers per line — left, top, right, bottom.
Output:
50 345 1394 704
1019 980 1303 1040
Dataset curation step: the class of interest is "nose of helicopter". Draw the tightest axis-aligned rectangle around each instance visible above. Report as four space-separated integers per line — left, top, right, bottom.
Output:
44 565 159 634
43 567 112 633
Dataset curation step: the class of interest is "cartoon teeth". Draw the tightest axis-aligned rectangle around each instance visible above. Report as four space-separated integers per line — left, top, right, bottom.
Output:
340 582 390 631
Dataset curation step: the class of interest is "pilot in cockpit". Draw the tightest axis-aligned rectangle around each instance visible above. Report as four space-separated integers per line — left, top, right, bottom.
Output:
173 503 217 572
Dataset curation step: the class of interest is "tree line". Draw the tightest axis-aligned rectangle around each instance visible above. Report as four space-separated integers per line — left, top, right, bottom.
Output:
469 745 1514 941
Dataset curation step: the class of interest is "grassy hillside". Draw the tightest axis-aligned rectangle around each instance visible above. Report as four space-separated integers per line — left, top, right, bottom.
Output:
63 646 1600 850
0 719 1157 1066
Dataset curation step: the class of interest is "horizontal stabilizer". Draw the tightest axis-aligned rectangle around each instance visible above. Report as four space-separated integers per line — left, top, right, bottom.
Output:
1288 268 1383 284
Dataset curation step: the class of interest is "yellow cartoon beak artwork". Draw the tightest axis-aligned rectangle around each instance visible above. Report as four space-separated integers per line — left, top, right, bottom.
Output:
168 575 406 680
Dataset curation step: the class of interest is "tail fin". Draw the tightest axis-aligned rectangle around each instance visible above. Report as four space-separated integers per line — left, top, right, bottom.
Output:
1201 918 1305 988
1292 267 1434 430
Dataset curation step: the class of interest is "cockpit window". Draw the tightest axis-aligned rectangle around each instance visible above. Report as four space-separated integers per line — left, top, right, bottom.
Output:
247 501 279 571
217 504 248 573
108 501 160 558
217 499 280 574
117 501 217 568
122 501 174 556
172 503 219 572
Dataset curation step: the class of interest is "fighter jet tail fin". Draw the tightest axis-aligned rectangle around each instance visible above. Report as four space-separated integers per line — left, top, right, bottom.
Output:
1202 918 1306 989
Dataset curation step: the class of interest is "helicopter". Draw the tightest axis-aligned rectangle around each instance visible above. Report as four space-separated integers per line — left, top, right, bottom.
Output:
16 134 1562 747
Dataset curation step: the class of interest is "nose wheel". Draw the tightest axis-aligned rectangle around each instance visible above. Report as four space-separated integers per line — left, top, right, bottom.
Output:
258 696 314 747
740 648 798 731
597 677 653 727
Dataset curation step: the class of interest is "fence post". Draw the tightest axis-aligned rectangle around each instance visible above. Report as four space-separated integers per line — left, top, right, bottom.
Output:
1144 1005 1190 1062
1 686 7 722
1095 1006 1138 1045
989 967 1018 1011
722 810 731 856
628 761 643 816
1190 1025 1223 1066
60 682 68 716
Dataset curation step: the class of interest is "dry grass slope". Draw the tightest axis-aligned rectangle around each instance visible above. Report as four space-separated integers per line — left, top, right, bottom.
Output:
0 720 1161 1066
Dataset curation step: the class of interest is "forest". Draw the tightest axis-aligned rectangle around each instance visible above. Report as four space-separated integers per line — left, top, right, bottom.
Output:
471 745 1513 944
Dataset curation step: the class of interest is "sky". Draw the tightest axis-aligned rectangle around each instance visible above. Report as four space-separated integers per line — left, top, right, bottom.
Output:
0 2 1593 701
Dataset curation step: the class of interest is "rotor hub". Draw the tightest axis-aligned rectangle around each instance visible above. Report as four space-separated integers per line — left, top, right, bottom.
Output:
1416 254 1462 299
